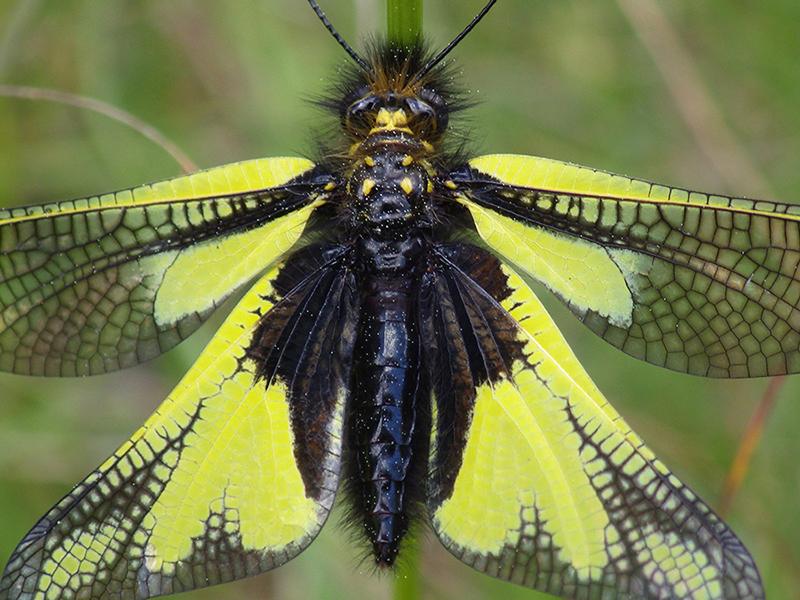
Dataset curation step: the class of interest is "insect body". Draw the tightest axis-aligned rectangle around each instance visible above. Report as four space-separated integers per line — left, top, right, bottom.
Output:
347 101 436 562
289 48 456 563
0 2 791 599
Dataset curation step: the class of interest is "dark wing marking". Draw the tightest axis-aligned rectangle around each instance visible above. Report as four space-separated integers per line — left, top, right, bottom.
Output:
452 154 800 377
0 248 358 600
422 242 764 599
0 157 329 376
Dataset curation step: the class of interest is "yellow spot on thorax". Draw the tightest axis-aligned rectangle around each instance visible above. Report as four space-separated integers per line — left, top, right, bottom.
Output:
400 178 414 195
362 179 376 196
364 156 375 167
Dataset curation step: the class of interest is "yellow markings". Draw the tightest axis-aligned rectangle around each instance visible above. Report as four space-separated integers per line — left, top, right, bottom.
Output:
124 268 326 571
434 268 614 573
634 525 720 598
435 371 609 574
370 108 414 135
364 156 375 167
145 376 318 565
466 153 800 222
400 178 414 196
427 180 434 194
324 181 337 191
401 155 414 167
461 197 637 328
434 263 709 583
151 201 320 327
40 521 125 593
370 126 414 135
0 157 315 225
375 107 408 127
445 180 458 190
362 179 376 196
376 108 392 126
369 108 412 135
422 141 435 153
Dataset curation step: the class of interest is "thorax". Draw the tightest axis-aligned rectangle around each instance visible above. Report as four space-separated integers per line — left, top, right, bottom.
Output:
344 135 433 285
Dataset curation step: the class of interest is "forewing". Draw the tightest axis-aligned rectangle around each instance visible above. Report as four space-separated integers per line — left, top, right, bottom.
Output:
423 243 763 600
0 249 359 600
0 156 329 376
452 154 800 377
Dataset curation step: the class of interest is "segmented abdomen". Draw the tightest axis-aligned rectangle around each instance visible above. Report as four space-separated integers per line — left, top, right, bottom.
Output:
351 275 423 565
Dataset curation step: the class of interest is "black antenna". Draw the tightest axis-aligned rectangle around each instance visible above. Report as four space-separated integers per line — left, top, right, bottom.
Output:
306 0 370 72
414 0 498 81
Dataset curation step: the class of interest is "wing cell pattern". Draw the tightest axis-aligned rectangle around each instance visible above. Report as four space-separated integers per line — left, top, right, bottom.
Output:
456 154 800 377
0 253 356 600
0 157 326 376
426 243 763 599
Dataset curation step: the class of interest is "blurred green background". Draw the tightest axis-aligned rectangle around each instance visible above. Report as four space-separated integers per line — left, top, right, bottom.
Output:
1 1 799 598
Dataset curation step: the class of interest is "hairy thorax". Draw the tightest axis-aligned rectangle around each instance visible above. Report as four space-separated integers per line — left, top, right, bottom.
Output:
348 137 435 240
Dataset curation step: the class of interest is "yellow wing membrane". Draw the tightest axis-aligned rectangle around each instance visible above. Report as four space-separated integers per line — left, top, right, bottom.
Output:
455 154 800 377
0 156 327 376
424 245 763 599
0 252 357 600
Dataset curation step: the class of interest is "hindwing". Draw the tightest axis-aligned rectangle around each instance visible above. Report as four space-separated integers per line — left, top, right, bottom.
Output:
0 248 358 600
0 157 330 376
423 243 763 600
453 154 800 377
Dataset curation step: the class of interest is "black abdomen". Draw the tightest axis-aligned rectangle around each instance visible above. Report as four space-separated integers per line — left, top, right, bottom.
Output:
350 236 427 565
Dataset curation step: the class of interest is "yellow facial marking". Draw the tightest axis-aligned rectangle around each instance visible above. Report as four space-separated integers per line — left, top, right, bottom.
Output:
375 108 408 128
370 109 413 135
376 108 392 126
402 155 414 167
400 178 414 196
362 179 376 196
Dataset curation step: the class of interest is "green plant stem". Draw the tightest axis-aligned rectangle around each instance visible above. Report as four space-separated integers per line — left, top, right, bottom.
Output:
388 2 422 598
387 0 422 46
393 541 422 600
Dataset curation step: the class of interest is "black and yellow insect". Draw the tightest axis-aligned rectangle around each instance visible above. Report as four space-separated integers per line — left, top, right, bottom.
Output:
2 1 794 598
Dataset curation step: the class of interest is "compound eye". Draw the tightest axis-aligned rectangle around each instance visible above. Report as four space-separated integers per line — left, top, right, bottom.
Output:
405 97 435 119
404 97 444 135
419 89 449 132
346 96 381 131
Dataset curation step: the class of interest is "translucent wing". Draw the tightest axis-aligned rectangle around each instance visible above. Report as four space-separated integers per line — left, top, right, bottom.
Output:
422 243 763 600
452 154 800 377
0 156 330 376
0 247 359 600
